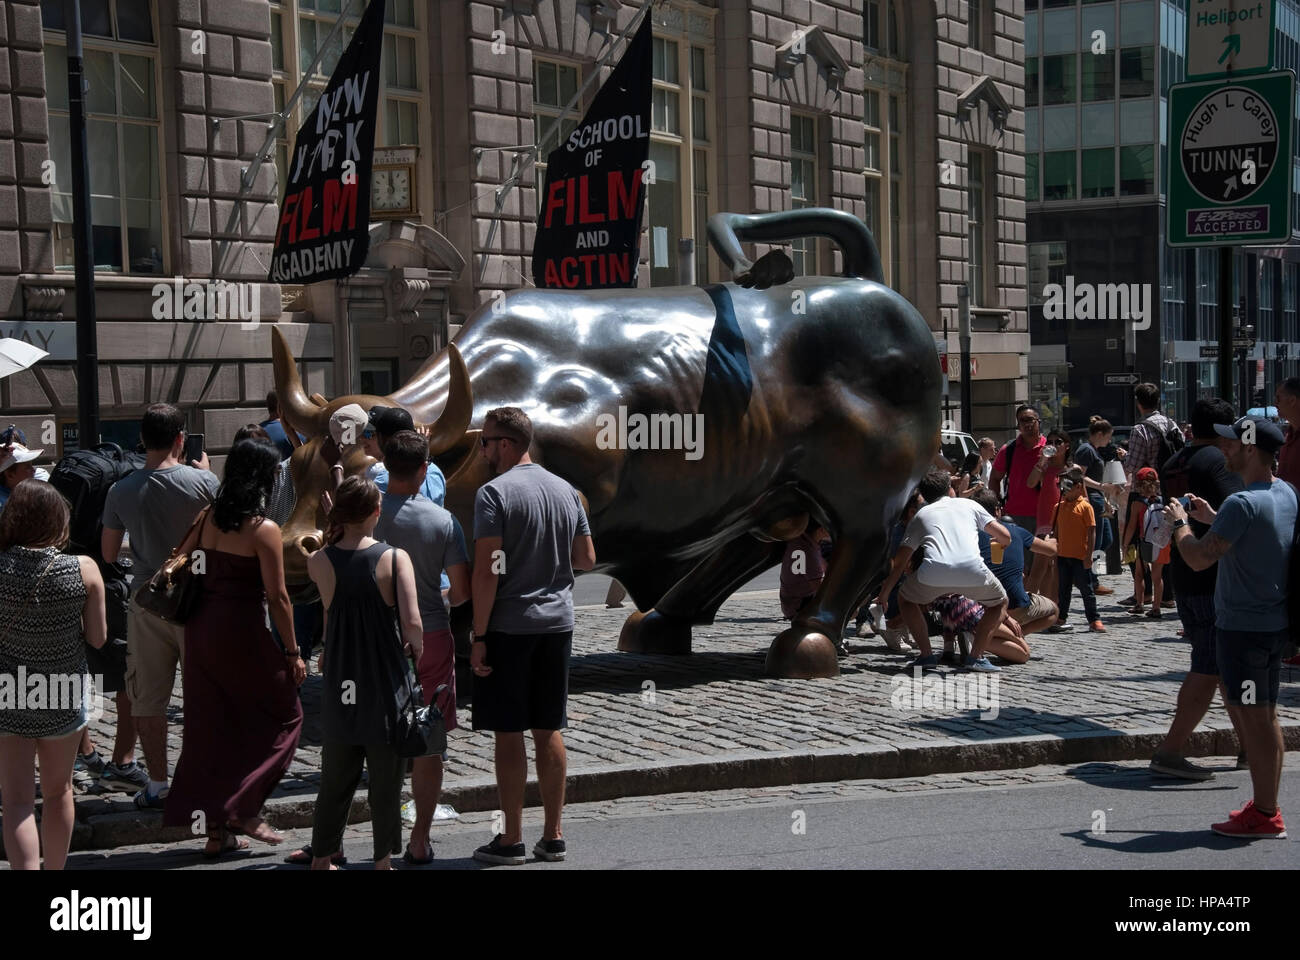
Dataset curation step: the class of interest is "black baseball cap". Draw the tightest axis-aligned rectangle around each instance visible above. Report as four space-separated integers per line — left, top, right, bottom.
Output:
367 405 415 437
1213 416 1286 455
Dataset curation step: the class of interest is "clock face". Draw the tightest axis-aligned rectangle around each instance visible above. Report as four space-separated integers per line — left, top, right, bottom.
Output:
371 166 412 212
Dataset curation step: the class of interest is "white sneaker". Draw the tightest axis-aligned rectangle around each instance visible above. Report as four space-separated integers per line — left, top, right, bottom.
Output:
880 627 914 653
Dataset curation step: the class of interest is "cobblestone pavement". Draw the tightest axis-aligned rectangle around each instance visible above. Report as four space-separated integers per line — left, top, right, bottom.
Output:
77 574 1300 806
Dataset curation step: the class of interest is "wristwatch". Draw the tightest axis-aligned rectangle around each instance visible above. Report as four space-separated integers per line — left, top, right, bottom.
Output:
1172 518 1187 529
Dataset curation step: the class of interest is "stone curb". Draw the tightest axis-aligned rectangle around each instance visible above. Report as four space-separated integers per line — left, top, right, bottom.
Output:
56 721 1300 853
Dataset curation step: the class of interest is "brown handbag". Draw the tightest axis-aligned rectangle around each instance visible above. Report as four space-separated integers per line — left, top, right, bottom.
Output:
135 507 209 624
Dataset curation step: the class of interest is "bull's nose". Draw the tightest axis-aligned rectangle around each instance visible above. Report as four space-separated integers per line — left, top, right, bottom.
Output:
294 532 324 555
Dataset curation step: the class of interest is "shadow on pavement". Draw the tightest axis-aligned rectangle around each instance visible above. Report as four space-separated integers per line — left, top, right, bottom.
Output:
1065 828 1252 855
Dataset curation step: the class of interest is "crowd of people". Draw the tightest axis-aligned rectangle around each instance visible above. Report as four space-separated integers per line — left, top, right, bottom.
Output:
2 375 1298 867
784 380 1300 839
0 399 593 869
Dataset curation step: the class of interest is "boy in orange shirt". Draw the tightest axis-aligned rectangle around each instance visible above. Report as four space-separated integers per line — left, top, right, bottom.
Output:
1053 467 1105 632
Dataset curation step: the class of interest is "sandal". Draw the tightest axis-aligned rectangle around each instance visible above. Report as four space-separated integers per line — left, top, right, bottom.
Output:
227 817 284 845
402 839 435 866
202 830 250 860
284 844 347 866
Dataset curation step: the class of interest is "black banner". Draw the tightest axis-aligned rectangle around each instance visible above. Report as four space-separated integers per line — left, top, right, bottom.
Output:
269 0 386 284
532 11 652 289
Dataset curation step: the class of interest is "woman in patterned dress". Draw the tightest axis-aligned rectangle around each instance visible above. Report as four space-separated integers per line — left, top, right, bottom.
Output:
0 480 107 870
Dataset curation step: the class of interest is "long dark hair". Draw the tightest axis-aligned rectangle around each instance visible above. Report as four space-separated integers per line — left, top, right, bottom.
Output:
213 439 280 532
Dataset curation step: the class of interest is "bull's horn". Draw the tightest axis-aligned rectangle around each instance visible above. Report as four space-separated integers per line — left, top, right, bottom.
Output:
425 343 472 458
272 326 329 437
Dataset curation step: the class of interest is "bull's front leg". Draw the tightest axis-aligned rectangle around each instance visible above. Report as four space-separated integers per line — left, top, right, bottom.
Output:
765 529 891 679
618 532 784 655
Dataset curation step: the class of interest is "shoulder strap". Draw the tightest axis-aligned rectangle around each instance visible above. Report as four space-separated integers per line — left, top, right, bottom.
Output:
1050 501 1062 541
175 505 210 557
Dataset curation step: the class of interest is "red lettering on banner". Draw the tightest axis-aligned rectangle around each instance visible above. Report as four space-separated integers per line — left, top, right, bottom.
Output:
608 252 630 284
544 180 567 229
276 192 300 245
297 186 320 243
322 179 357 234
609 168 642 220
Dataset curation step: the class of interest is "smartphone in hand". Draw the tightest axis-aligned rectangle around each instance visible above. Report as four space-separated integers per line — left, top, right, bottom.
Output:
183 432 204 465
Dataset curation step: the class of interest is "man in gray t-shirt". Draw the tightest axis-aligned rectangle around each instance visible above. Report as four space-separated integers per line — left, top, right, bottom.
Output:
372 430 470 864
101 403 218 808
469 407 595 868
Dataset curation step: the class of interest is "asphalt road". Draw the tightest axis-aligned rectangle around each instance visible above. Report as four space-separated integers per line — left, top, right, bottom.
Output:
572 568 781 607
51 758 1300 871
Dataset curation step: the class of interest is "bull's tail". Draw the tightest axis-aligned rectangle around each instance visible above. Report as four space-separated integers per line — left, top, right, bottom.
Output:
706 209 884 283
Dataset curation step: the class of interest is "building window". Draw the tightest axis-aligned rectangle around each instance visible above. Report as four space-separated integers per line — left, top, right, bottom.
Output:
969 0 983 52
1119 144 1154 195
533 59 581 188
791 113 818 277
647 23 714 287
1080 49 1115 101
1026 56 1039 107
1043 150 1076 201
1119 46 1155 98
1026 153 1040 202
865 0 880 51
652 37 680 134
1042 53 1077 104
43 1 163 275
1081 146 1115 198
968 151 990 305
888 94 904 292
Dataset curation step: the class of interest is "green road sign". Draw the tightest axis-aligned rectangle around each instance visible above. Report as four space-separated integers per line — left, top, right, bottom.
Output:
1186 0 1276 81
1166 70 1295 247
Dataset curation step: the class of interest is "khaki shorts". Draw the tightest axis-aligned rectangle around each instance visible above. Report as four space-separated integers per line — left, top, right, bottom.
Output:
898 568 1008 608
126 597 185 717
1010 593 1057 625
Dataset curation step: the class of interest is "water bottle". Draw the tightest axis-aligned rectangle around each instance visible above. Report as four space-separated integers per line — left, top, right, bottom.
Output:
1043 445 1057 459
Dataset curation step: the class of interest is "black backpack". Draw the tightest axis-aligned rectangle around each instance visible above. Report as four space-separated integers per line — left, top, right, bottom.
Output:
49 442 145 554
1148 415 1186 472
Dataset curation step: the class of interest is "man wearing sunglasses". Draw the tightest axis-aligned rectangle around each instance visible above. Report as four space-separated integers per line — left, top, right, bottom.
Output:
469 407 596 866
989 404 1047 567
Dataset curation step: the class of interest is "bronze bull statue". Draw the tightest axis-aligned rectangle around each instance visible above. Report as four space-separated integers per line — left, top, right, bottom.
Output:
272 208 941 678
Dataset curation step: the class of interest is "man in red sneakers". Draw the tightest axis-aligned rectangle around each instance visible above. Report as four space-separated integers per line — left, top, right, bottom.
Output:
1167 416 1296 839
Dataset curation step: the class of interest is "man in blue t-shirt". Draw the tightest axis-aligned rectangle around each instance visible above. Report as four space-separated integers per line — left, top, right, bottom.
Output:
972 489 1059 636
1167 416 1296 840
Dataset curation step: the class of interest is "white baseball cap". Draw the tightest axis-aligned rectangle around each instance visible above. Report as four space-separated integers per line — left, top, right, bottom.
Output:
328 403 370 448
0 443 42 475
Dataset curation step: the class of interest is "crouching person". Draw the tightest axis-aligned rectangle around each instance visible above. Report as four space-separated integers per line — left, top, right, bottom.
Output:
874 469 1011 673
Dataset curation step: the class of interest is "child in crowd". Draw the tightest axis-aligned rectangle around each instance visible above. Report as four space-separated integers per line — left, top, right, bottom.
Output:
1121 466 1169 617
1052 467 1104 632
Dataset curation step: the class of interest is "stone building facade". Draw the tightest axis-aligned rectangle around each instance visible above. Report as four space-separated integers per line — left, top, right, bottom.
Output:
0 0 1028 465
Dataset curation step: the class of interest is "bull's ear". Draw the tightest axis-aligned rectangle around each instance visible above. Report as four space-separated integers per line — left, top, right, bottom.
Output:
432 428 481 479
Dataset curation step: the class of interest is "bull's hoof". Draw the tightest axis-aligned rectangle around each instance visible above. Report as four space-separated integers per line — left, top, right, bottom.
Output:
764 628 840 679
618 609 693 654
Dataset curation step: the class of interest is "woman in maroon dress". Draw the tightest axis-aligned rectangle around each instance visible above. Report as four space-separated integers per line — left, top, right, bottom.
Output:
163 439 306 856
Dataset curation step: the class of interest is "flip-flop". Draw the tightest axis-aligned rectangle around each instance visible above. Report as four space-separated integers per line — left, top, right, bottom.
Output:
284 844 346 865
202 833 250 860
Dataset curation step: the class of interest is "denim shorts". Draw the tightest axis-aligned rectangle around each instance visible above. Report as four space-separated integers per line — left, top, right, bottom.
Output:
1175 592 1218 676
1216 627 1292 706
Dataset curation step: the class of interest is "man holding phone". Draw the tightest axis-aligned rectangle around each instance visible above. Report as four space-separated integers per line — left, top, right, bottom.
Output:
102 403 218 809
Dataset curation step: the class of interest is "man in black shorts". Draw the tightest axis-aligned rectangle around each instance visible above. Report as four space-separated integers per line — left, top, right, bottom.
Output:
470 407 596 865
1149 399 1245 781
